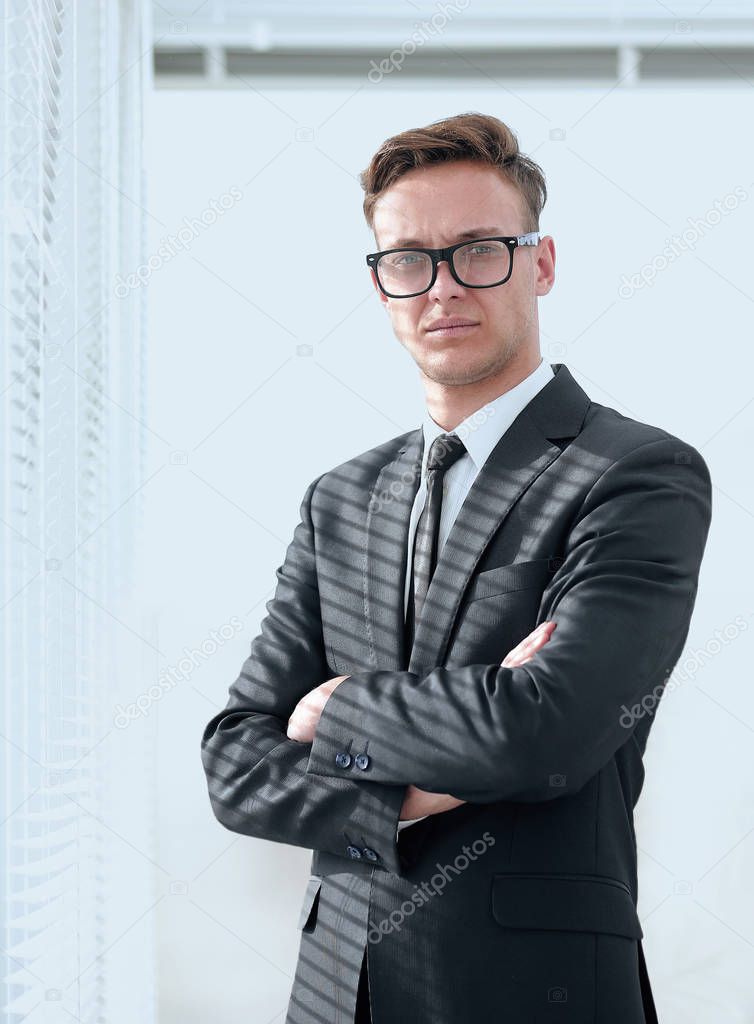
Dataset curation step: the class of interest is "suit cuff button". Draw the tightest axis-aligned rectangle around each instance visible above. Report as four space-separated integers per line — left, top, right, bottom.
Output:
335 752 352 768
346 844 363 859
354 753 370 770
363 847 379 862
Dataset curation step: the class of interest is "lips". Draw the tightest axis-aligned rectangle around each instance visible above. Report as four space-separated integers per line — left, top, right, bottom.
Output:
425 318 479 331
424 318 480 339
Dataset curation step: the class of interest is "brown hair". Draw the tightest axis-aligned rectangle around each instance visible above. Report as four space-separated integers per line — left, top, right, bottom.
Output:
360 111 547 238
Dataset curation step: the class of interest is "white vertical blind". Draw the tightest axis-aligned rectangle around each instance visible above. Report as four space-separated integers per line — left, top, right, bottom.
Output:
1 2 156 1021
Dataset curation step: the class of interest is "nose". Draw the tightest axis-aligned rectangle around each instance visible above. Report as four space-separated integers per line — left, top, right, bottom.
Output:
427 258 467 303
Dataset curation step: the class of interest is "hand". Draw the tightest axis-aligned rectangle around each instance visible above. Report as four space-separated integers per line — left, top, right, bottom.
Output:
287 675 350 743
399 620 557 821
501 619 556 667
400 785 466 820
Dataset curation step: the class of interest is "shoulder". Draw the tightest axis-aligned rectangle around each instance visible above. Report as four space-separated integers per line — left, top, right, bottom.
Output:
579 400 709 479
308 427 419 511
572 401 711 525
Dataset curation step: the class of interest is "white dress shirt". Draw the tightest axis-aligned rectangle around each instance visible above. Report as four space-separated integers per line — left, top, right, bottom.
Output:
397 357 555 835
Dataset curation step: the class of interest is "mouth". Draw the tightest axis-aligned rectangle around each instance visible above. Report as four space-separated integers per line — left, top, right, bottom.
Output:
424 319 480 338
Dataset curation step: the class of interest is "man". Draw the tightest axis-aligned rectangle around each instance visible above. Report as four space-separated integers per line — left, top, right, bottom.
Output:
200 112 712 1023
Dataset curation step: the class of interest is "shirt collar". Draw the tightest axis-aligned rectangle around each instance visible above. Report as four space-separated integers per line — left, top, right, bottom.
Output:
420 357 555 475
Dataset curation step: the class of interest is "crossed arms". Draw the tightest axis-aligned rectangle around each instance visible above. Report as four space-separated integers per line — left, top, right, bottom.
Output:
285 622 558 820
200 437 712 875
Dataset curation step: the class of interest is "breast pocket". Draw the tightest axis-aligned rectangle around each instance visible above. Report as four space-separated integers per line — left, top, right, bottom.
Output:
466 557 560 603
446 558 560 668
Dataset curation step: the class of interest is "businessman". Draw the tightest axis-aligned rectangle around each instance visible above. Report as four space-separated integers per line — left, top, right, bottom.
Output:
201 112 712 1023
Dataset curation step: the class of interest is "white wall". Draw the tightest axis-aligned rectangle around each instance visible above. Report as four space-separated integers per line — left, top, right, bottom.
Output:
143 82 754 1022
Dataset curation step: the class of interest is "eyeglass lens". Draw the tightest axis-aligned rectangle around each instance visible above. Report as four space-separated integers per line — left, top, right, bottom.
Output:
377 239 512 296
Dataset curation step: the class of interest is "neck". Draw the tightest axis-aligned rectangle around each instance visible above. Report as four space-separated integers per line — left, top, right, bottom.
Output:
422 347 543 433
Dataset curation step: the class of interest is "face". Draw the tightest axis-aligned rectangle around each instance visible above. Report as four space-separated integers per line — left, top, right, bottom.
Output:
370 159 555 387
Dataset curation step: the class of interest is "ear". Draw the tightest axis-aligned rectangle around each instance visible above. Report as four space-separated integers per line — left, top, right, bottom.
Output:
534 235 556 297
370 268 390 311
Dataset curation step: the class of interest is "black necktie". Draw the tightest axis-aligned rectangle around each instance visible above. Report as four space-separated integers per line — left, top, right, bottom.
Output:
405 432 467 654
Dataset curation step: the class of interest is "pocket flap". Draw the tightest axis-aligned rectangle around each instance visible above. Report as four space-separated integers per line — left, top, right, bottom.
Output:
297 875 323 930
491 873 643 940
469 557 558 602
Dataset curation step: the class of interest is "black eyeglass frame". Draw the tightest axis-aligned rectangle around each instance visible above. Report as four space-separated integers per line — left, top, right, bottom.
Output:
365 232 541 298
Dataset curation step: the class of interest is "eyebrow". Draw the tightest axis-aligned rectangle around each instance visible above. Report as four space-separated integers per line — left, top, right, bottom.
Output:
387 227 506 248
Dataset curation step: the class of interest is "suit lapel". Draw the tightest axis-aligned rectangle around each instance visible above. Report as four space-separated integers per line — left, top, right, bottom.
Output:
363 428 424 672
363 363 591 676
408 403 572 676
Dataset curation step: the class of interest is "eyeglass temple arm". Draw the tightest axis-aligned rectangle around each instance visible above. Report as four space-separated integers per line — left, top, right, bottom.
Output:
516 232 540 246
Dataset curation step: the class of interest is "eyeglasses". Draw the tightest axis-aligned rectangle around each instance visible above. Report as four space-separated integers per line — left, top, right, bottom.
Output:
366 232 540 299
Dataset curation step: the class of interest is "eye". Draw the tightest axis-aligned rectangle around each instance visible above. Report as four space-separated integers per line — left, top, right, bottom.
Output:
394 252 423 266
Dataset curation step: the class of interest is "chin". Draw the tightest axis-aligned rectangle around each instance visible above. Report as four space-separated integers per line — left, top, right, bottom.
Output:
418 346 497 384
419 361 488 388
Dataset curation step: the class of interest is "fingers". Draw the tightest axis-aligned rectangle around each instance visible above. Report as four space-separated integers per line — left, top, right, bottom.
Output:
501 620 556 668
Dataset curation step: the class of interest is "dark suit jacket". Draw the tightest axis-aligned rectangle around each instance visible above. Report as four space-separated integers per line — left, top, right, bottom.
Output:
200 362 712 1024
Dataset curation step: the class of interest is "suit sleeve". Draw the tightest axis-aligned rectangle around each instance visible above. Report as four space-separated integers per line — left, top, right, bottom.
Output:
306 437 713 802
200 474 407 873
